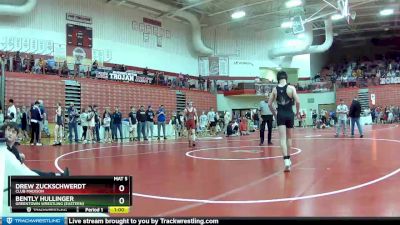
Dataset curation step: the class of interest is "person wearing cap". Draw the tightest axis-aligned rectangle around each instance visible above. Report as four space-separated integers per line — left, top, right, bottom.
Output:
146 105 155 140
184 101 198 147
259 93 274 146
268 71 301 172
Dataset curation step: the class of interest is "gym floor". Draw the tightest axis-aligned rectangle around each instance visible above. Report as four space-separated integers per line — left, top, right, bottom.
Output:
21 124 400 217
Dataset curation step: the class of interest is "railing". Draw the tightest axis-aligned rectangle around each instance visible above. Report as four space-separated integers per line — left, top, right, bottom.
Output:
3 60 215 92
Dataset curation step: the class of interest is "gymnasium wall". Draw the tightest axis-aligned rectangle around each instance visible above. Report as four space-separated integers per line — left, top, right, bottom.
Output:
217 92 336 126
0 0 197 75
202 25 312 78
298 92 335 126
336 86 400 107
216 95 264 112
0 0 313 78
5 73 65 113
4 73 217 120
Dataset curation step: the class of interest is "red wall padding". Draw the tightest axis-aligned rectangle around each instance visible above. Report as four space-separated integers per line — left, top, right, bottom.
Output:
336 85 400 107
5 73 65 113
186 91 217 114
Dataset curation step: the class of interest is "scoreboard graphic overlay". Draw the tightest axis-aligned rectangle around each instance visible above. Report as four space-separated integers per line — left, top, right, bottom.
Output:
8 176 132 214
66 23 93 66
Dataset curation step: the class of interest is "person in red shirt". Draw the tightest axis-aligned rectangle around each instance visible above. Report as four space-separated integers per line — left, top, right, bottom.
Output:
240 116 249 135
184 101 198 147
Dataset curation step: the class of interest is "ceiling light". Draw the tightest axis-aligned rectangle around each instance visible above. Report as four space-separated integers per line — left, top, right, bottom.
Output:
384 28 390 31
333 33 339 36
286 0 302 8
231 10 246 19
380 9 394 16
331 14 344 20
281 21 293 28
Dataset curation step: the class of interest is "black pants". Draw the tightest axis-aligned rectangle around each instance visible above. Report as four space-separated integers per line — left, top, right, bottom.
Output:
30 122 40 144
260 115 273 144
82 126 88 140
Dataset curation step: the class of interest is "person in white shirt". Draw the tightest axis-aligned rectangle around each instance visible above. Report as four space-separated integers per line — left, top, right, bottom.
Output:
103 111 112 143
7 99 17 122
207 108 216 135
80 108 89 143
335 99 349 137
199 112 208 132
87 105 96 143
223 111 231 135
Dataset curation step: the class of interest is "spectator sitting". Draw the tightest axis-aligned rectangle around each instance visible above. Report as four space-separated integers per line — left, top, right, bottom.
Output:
14 51 22 72
36 58 45 74
61 61 69 77
46 57 56 74
120 64 126 72
29 54 35 72
143 67 148 75
92 60 98 70
159 73 165 85
90 60 98 78
22 56 30 73
226 120 239 137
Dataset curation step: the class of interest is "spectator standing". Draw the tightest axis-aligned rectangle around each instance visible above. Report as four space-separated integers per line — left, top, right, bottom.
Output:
7 99 17 122
80 108 88 143
53 102 63 145
128 106 137 141
136 105 147 141
38 100 48 142
67 102 79 143
223 111 231 135
146 106 155 140
112 106 123 142
349 97 363 138
87 105 96 143
207 108 216 135
157 105 167 140
14 51 22 72
103 111 112 143
93 105 101 142
30 101 43 146
335 99 348 137
20 106 29 141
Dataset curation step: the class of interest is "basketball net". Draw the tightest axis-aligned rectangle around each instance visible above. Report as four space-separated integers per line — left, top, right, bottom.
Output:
337 0 350 24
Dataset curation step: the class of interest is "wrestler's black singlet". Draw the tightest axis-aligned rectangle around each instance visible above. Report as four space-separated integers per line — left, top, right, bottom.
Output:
276 85 294 128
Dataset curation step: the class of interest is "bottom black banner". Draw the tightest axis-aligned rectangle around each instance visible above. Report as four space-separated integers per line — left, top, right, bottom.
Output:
66 217 400 225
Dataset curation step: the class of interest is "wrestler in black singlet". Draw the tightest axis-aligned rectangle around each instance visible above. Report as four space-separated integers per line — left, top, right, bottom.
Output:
276 84 294 128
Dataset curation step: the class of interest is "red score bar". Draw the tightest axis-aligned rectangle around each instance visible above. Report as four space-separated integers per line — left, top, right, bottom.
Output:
9 176 132 195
